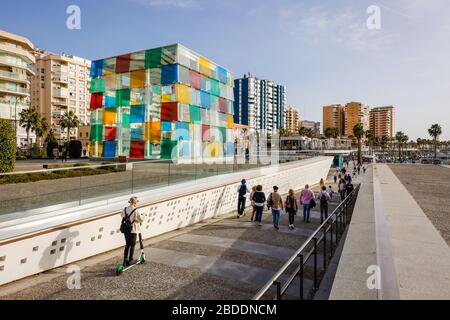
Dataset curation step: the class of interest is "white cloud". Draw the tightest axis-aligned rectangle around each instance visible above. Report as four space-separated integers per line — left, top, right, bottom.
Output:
277 5 396 52
133 0 199 9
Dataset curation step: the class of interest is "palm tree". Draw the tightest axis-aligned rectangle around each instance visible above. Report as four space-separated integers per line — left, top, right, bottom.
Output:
60 111 80 142
19 107 40 148
353 123 365 165
395 131 409 161
324 127 339 139
428 124 442 161
34 116 49 147
365 130 374 154
381 135 389 151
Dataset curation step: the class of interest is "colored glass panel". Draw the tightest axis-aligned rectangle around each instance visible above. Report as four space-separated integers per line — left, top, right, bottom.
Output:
175 122 190 141
202 125 210 141
90 93 103 110
90 60 103 78
103 141 117 157
189 105 201 124
176 84 190 104
131 126 145 141
161 140 177 159
227 115 235 129
226 142 234 155
90 78 105 93
161 64 178 85
130 70 146 88
116 89 130 106
210 78 220 96
198 56 211 77
122 113 130 128
145 48 162 69
218 66 227 84
105 126 117 141
130 141 145 159
219 97 227 113
103 109 117 124
116 54 131 73
178 103 190 122
130 105 146 123
161 102 178 121
146 121 161 143
90 125 103 142
189 70 200 90
200 91 211 109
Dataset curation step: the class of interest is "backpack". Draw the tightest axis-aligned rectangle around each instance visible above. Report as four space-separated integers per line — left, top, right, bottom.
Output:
285 196 291 209
120 208 136 234
320 192 328 204
238 184 247 197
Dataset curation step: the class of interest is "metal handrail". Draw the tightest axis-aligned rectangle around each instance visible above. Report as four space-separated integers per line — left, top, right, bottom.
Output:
253 184 361 300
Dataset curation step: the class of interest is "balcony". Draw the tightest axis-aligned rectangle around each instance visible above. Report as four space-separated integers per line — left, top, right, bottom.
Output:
53 88 68 98
0 84 30 96
52 99 68 107
0 70 29 83
52 65 68 74
0 56 35 75
52 74 68 83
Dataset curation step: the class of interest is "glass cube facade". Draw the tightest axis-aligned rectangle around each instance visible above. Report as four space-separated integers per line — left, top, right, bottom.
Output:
89 44 235 160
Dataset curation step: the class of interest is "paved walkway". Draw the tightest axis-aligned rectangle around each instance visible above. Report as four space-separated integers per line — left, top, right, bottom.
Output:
330 164 450 300
0 171 358 300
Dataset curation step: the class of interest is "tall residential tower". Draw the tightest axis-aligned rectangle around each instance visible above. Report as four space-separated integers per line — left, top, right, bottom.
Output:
370 106 395 139
323 104 345 136
233 73 286 134
344 102 370 137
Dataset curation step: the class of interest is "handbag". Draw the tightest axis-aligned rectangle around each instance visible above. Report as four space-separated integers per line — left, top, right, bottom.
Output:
310 198 316 209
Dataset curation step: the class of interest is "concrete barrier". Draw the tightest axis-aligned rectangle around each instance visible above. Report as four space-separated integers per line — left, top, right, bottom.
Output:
0 157 333 286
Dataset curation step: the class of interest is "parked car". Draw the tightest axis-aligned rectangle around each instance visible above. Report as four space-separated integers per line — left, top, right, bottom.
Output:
421 158 433 164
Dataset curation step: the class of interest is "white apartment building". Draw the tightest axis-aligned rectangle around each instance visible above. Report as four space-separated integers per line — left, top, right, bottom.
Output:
31 51 91 141
0 29 36 146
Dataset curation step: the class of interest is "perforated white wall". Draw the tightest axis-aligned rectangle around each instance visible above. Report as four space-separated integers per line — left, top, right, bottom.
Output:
0 157 332 286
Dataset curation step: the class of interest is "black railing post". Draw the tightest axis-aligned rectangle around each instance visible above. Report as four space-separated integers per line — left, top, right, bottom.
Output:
330 222 334 255
313 238 318 290
299 254 304 300
323 227 327 270
275 281 281 300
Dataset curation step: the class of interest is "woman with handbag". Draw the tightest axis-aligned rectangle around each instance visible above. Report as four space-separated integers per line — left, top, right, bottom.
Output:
120 196 144 266
285 189 298 230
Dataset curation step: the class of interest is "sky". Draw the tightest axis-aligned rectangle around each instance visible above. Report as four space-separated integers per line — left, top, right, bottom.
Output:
1 0 449 140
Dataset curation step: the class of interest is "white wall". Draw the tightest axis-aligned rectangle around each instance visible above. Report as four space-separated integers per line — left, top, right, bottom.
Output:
0 157 332 286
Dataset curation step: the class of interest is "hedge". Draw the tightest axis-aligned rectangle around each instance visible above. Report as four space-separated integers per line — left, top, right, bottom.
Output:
0 119 16 173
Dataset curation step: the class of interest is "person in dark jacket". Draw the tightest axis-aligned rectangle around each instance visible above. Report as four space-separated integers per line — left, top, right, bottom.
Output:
285 189 298 230
252 185 266 226
237 179 249 218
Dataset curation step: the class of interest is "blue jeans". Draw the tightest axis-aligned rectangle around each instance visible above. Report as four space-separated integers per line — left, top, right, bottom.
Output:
255 206 264 223
303 204 311 222
272 209 281 226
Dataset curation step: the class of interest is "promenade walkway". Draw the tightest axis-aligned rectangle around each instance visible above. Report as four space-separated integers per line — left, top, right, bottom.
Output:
0 171 360 300
330 164 450 300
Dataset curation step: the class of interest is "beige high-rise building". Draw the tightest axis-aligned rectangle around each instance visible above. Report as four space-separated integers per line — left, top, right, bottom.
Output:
344 102 369 137
284 105 299 134
0 29 36 146
370 106 395 139
323 104 345 136
31 51 91 141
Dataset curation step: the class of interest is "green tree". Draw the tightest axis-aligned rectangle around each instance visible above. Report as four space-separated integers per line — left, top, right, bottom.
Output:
395 131 409 161
60 111 80 142
353 123 365 165
324 127 339 139
365 130 374 154
34 116 49 148
0 119 16 173
381 135 389 150
19 107 40 148
428 124 442 161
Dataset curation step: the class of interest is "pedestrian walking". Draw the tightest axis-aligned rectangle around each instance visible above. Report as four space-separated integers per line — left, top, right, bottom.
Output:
346 181 355 197
285 189 298 230
339 179 346 201
327 185 334 200
252 185 266 226
267 186 283 229
52 146 59 161
363 166 367 174
300 184 315 223
317 186 331 223
249 186 257 222
120 196 144 267
236 179 249 218
357 166 361 175
334 174 337 184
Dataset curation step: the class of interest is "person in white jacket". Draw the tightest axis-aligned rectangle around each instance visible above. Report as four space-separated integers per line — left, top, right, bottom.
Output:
121 196 144 266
